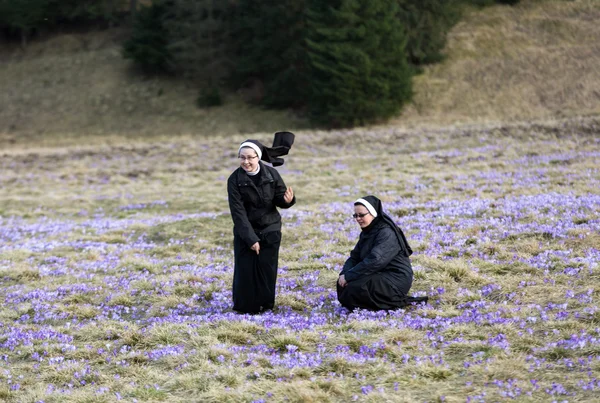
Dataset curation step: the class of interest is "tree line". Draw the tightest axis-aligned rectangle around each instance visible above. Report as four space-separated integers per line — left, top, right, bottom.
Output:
1 0 519 128
0 0 139 46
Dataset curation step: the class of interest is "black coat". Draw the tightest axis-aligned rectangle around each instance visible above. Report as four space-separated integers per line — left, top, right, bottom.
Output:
227 163 295 313
341 219 413 293
338 195 426 311
227 162 296 247
338 220 415 311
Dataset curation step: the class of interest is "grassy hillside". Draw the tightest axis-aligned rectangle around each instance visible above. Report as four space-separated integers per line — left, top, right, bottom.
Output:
1 0 599 146
397 0 600 126
0 29 308 145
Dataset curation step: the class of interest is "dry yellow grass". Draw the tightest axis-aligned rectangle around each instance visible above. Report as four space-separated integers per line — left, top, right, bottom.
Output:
0 114 598 402
0 29 307 144
1 2 600 402
396 0 600 127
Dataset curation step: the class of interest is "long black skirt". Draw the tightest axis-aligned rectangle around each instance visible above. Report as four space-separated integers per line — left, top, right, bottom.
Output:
337 271 424 311
232 231 281 314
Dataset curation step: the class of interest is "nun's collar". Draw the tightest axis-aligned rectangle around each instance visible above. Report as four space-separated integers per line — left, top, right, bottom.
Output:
246 163 260 176
236 162 273 184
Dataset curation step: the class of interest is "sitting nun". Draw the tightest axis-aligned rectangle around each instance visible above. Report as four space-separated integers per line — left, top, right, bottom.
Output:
337 195 427 311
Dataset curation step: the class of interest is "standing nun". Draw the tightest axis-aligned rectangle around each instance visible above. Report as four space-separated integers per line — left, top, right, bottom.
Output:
337 195 427 311
227 132 296 314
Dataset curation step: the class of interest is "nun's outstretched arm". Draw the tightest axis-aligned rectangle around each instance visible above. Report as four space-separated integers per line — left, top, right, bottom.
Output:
273 170 296 208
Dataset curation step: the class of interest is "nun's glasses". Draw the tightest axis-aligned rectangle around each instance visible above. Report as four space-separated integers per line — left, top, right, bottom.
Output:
352 213 371 219
239 155 259 162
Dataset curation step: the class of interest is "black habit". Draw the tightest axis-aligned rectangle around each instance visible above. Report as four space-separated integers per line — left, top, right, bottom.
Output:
338 196 427 311
227 162 295 313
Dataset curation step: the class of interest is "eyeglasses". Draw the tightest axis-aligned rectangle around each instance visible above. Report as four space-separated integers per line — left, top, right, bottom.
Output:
238 155 258 162
352 213 370 219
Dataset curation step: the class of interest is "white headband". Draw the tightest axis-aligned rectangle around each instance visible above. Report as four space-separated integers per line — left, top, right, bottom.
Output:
238 142 262 159
355 198 378 217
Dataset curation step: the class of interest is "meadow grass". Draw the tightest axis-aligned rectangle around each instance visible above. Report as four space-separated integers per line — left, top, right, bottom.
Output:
1 116 599 402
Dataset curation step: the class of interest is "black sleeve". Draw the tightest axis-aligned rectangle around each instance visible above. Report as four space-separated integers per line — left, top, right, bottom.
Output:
344 228 400 282
227 174 260 247
340 242 360 275
271 168 296 209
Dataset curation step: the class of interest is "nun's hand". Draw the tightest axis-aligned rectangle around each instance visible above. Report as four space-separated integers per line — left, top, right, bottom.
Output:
338 274 347 288
250 242 260 255
284 187 294 203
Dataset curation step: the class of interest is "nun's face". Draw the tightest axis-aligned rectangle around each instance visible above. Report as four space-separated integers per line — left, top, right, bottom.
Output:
238 147 259 172
354 205 374 228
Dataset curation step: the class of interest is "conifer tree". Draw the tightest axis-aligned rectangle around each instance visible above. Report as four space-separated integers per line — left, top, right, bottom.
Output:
164 0 233 84
231 0 308 108
397 0 462 66
162 0 235 107
122 1 173 74
0 0 49 46
306 0 413 127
